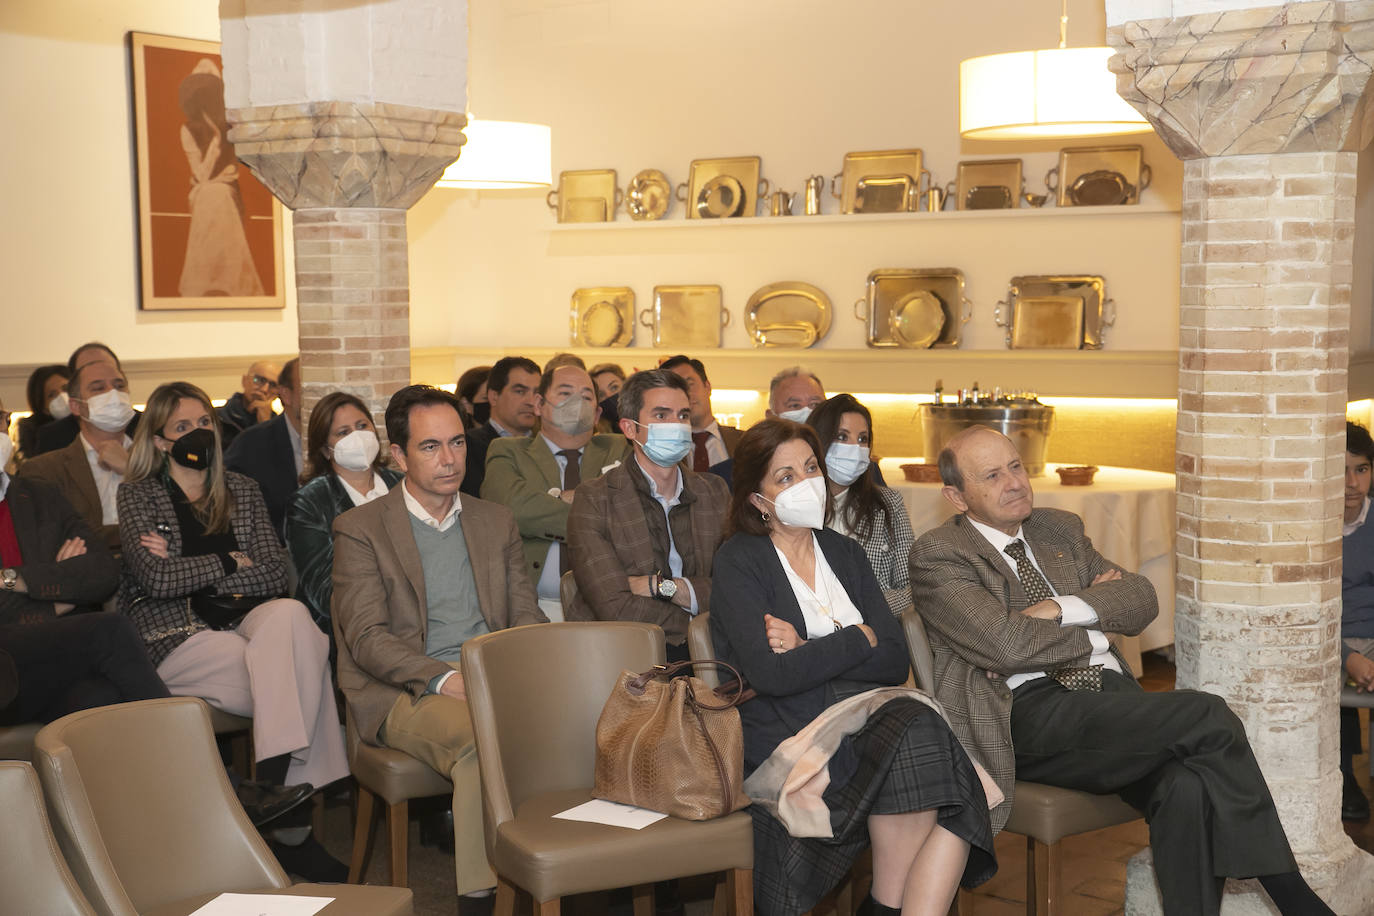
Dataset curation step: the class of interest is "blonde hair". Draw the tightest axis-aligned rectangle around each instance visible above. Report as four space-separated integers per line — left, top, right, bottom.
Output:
126 381 233 534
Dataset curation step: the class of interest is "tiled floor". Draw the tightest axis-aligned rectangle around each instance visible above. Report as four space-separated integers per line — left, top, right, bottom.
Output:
315 652 1374 916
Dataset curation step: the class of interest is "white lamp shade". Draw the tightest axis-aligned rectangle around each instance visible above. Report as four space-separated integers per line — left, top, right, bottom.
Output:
959 47 1150 140
434 118 552 189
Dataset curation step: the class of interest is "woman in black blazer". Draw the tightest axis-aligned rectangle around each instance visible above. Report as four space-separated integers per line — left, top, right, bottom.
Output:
710 419 994 916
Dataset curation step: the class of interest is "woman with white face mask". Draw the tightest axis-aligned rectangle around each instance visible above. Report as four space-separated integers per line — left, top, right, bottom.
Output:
16 364 70 462
807 394 916 617
709 420 995 916
284 392 403 643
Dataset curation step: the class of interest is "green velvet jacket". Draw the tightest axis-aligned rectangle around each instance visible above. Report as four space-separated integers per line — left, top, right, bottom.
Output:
284 466 404 635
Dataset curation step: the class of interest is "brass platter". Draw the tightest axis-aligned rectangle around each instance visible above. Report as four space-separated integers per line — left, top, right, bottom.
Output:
569 287 634 347
955 159 1022 210
1046 146 1150 207
994 275 1113 349
546 169 620 223
854 268 971 348
641 285 730 348
625 169 672 220
831 149 926 215
743 281 832 348
854 174 917 214
676 157 767 220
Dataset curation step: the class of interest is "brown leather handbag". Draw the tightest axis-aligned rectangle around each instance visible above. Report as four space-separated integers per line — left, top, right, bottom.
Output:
594 660 751 820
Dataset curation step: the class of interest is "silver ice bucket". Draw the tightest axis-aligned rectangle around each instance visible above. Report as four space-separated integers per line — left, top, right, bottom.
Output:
918 404 1056 477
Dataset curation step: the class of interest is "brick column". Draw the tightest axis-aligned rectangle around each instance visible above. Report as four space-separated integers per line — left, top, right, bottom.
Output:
1109 4 1374 912
225 101 466 421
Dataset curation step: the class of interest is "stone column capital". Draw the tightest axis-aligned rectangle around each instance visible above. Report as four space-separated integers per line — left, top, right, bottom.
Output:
1108 0 1374 158
227 101 467 210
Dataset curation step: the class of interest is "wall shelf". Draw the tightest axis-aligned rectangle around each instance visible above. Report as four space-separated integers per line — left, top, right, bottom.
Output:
545 201 1181 233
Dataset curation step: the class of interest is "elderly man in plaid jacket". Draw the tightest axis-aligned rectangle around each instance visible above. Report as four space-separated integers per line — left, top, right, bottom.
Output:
909 426 1330 916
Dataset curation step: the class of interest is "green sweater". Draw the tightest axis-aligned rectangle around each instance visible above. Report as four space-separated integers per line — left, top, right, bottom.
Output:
408 513 489 664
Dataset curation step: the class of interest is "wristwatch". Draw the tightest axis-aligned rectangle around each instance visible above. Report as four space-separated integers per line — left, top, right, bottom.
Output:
1 568 16 590
654 573 678 602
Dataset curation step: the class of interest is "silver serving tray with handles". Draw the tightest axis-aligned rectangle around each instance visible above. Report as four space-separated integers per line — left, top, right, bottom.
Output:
831 149 927 215
570 287 634 347
854 268 971 348
744 281 832 348
994 275 1115 349
546 169 620 223
675 157 768 219
641 285 730 347
1046 146 1151 207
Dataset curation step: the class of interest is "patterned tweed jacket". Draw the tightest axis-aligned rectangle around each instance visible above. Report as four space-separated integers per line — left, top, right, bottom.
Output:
907 507 1155 832
117 472 287 666
838 486 916 618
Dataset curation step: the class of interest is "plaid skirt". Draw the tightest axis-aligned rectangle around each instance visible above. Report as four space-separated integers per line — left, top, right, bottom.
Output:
750 698 998 916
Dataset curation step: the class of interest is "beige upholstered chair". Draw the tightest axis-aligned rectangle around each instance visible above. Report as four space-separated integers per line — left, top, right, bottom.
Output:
0 721 42 761
462 621 754 916
345 711 452 886
900 610 1140 916
0 759 97 916
32 696 413 916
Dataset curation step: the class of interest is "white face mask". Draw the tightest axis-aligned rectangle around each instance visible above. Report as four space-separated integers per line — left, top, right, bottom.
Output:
778 406 813 424
47 392 72 420
330 429 379 472
759 475 827 530
81 389 135 433
547 394 596 437
825 443 871 486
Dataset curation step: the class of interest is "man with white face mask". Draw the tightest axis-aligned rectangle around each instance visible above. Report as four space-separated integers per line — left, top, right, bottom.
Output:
32 342 139 457
226 358 303 541
22 359 135 551
482 365 629 620
566 370 730 659
766 366 826 423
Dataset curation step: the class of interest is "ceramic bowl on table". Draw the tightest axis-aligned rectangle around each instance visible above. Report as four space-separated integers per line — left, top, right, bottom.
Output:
1055 465 1099 486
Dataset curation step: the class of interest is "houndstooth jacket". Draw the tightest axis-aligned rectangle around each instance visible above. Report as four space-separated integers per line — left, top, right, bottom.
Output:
838 486 916 618
908 507 1155 832
117 471 287 666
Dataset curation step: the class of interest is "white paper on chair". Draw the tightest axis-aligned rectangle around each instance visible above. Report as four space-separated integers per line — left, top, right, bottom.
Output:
552 798 668 829
186 893 334 916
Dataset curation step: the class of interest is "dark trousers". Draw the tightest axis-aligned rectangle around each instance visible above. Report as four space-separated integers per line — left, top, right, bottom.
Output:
0 612 169 725
1010 672 1297 916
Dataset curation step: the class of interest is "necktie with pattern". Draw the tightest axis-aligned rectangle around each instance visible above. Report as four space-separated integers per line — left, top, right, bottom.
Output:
1004 538 1102 691
691 430 711 472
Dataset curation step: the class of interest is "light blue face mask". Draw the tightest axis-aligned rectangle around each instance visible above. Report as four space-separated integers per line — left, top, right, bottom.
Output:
634 421 693 467
826 442 871 486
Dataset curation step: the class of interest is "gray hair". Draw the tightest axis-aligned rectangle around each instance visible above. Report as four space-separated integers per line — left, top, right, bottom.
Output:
767 366 825 409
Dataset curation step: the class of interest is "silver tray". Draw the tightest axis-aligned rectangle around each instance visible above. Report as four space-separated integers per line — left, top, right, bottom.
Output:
641 285 730 348
570 287 634 347
994 275 1115 349
1046 146 1150 207
546 169 620 223
832 149 926 215
744 281 832 348
675 157 768 220
854 268 971 348
625 169 672 220
955 159 1022 211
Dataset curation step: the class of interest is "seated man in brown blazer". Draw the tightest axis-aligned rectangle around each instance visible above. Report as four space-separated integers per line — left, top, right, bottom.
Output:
332 385 545 912
20 356 135 552
567 369 728 662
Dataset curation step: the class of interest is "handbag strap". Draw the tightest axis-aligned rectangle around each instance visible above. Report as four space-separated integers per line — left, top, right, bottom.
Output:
682 678 733 810
626 659 750 710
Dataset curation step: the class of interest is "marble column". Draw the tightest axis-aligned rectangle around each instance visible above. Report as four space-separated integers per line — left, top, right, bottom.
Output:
218 0 468 423
1109 2 1374 912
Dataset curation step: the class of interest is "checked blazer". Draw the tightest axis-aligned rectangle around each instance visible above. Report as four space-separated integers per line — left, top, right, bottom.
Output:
564 457 728 646
116 472 288 666
908 507 1155 831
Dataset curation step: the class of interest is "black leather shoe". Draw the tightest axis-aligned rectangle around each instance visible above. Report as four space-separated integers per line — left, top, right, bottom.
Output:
420 807 456 854
237 779 314 827
269 834 348 883
1343 772 1370 821
458 893 495 916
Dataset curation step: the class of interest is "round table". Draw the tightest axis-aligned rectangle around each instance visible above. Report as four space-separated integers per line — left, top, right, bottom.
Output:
878 459 1176 653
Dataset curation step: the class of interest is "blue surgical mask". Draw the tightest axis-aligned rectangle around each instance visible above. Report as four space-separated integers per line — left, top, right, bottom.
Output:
634 421 693 468
826 442 871 486
778 406 812 424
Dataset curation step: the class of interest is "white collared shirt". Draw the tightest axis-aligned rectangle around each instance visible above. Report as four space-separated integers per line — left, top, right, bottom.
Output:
402 479 461 532
340 471 389 508
0 471 9 501
697 420 729 466
1346 497 1370 537
285 420 303 476
965 516 1121 690
80 432 132 525
536 436 582 600
775 533 864 638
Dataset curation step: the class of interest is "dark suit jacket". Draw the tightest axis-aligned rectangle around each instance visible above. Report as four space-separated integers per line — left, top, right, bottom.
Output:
718 424 743 457
566 458 728 646
908 507 1156 831
33 412 140 457
19 436 120 551
0 477 119 623
710 528 911 772
218 392 275 448
481 433 630 580
459 420 502 497
331 487 546 745
224 413 300 541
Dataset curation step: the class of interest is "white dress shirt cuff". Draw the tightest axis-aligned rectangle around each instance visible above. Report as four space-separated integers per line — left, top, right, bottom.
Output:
427 670 458 695
682 579 699 615
1055 595 1098 626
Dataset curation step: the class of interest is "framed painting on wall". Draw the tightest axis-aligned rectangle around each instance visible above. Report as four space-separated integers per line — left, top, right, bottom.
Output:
129 31 285 311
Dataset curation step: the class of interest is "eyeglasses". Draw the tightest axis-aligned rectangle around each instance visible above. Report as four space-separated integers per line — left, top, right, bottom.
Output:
250 375 279 390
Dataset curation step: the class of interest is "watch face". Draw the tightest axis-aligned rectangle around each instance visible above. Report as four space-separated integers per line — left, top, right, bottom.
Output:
659 578 677 598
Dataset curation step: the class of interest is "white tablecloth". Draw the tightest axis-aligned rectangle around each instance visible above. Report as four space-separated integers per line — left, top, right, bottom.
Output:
879 459 1176 652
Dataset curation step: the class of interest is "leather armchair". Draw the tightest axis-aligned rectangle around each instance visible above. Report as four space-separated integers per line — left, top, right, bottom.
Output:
0 759 96 916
